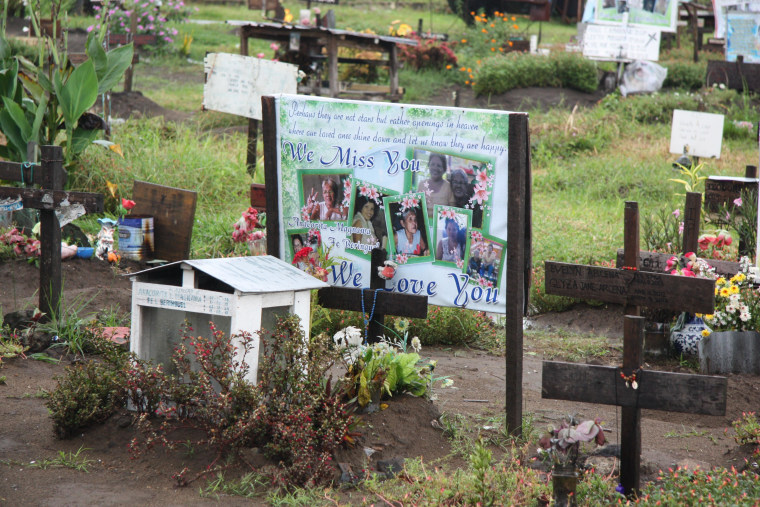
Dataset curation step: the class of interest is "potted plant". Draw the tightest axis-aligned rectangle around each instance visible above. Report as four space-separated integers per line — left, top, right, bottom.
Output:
538 417 606 507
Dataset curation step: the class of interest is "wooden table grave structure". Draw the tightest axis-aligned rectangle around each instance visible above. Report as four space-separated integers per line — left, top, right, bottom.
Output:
0 145 104 317
231 20 416 101
543 201 727 496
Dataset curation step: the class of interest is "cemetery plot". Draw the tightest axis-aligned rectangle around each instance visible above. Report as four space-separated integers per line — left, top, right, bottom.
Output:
0 145 103 317
543 200 726 496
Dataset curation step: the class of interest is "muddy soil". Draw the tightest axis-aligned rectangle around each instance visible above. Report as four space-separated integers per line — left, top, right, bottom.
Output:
1 259 758 505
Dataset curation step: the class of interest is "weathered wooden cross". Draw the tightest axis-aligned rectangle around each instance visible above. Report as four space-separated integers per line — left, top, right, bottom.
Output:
542 201 727 496
316 248 428 343
0 145 104 317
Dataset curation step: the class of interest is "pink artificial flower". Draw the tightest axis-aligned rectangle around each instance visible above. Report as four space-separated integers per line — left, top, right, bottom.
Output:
734 197 743 207
256 53 266 58
472 184 489 205
672 208 680 218
270 42 280 51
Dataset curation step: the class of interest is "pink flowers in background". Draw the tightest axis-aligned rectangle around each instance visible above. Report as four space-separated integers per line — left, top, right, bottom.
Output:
1 227 41 259
395 253 409 264
87 0 191 47
231 207 265 244
734 197 743 207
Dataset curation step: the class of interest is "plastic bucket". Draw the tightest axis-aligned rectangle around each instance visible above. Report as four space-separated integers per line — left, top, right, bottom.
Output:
118 215 154 261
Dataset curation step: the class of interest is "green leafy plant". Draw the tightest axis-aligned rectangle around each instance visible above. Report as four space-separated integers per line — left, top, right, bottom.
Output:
635 465 760 504
670 161 707 195
128 317 353 489
732 411 760 451
46 348 128 438
27 446 94 471
0 4 133 164
334 320 445 408
642 207 684 253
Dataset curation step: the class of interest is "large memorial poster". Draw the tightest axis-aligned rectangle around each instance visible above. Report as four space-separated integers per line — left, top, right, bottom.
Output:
272 95 511 313
594 0 679 32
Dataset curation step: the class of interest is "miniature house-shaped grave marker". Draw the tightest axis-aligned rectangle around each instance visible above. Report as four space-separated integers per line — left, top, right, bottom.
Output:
129 255 327 383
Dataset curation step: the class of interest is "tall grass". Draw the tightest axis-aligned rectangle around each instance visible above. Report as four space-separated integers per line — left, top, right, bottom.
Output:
70 119 250 258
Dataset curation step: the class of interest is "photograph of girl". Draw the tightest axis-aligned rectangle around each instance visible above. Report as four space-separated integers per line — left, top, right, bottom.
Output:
384 193 431 263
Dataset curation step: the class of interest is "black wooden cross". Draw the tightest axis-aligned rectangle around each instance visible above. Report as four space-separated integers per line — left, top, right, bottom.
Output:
0 145 104 318
542 201 727 497
316 248 428 343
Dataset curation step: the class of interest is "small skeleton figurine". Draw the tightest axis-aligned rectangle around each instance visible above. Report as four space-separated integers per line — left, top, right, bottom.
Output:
95 218 117 260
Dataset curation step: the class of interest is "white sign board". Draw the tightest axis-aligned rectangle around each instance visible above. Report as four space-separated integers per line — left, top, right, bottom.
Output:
669 110 725 159
203 53 298 120
132 282 233 316
583 23 661 61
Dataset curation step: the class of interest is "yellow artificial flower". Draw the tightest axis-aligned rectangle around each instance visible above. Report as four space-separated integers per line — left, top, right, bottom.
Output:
716 277 726 286
705 314 714 320
720 287 731 297
730 284 740 294
106 181 118 198
701 329 711 337
394 318 410 333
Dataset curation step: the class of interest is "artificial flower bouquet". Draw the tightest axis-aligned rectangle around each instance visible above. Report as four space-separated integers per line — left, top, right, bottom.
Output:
702 256 760 333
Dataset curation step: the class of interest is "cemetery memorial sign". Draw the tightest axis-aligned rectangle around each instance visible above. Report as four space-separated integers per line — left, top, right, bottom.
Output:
594 0 679 32
670 109 725 159
203 53 298 121
583 23 661 61
261 94 531 434
726 12 760 63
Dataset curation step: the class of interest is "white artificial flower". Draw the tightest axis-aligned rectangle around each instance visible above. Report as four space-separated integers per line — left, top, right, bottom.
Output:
441 378 454 388
333 326 362 349
411 336 421 352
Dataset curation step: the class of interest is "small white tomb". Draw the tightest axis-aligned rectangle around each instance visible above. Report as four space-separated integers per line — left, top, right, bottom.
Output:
129 255 327 383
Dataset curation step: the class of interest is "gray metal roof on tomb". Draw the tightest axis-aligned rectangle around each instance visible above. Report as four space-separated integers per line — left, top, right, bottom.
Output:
128 255 328 294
